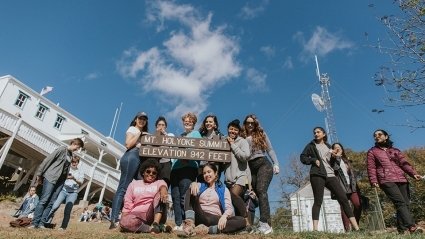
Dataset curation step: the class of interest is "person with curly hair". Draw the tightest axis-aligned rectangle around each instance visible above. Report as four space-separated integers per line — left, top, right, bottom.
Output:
119 159 169 234
241 114 279 234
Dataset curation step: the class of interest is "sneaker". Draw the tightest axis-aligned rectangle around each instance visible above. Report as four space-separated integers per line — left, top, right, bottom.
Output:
109 222 118 230
160 224 173 233
193 224 209 236
257 221 273 235
39 225 46 229
28 225 37 229
58 228 65 231
151 222 161 234
176 219 195 237
173 225 183 232
409 225 424 234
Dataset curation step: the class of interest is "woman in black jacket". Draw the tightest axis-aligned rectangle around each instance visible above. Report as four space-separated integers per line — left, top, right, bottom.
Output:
300 127 359 231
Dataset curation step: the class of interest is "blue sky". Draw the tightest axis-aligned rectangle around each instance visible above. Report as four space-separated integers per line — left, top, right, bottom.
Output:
1 1 424 207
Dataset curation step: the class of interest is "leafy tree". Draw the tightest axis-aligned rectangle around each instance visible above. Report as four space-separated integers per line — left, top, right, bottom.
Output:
371 0 425 129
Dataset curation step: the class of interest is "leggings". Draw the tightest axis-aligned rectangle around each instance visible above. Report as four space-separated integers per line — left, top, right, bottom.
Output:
310 175 354 220
249 157 273 224
228 184 248 218
184 190 246 234
340 191 362 231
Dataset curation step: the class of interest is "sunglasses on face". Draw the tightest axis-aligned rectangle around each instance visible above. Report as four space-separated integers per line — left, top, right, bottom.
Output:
374 133 384 137
145 169 157 176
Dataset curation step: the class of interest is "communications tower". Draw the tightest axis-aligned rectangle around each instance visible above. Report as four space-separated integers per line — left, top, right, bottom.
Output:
311 55 339 144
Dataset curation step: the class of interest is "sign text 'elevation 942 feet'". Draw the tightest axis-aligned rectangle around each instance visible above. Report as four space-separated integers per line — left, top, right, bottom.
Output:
139 135 231 162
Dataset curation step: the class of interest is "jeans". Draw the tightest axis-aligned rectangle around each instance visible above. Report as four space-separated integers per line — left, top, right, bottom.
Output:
111 148 141 223
47 189 78 229
32 179 65 227
170 167 197 226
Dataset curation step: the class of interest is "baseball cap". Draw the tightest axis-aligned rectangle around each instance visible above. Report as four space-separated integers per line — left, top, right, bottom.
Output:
136 112 148 119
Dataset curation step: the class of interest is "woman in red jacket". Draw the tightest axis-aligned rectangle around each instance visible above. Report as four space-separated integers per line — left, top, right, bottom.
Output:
367 129 423 234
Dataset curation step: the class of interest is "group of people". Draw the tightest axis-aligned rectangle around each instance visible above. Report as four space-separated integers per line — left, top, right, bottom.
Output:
301 127 423 234
108 112 280 236
15 109 423 235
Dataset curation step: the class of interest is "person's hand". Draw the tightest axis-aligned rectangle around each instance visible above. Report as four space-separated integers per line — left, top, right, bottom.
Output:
227 136 234 145
273 165 280 174
35 176 43 186
190 182 199 196
315 160 320 167
160 187 168 203
248 190 257 199
372 183 379 188
413 174 422 181
218 215 227 230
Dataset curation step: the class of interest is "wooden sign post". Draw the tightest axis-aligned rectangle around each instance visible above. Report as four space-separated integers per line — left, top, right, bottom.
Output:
139 135 231 162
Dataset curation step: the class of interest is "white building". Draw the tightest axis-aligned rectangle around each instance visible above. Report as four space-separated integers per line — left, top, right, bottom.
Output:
290 183 344 233
0 75 126 206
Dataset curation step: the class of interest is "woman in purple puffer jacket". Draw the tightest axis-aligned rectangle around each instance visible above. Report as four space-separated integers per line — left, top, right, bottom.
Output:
367 129 423 234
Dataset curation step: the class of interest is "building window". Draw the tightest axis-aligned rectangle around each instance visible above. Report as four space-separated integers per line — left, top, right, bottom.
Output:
35 104 49 120
54 115 66 130
81 129 89 135
100 141 107 147
14 91 30 108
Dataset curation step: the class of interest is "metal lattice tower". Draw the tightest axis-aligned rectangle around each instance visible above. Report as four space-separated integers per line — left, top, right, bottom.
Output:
314 56 338 144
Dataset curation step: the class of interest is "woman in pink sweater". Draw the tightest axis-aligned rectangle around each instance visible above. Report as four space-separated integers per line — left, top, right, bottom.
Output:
119 159 169 234
177 163 246 237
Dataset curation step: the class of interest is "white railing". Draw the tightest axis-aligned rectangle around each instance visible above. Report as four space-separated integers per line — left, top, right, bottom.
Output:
0 109 120 192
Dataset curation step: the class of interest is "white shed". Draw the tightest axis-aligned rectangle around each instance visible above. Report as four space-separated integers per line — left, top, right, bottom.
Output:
290 182 344 233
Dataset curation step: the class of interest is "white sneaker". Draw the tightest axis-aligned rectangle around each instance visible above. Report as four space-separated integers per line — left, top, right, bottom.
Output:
173 225 183 232
257 221 273 235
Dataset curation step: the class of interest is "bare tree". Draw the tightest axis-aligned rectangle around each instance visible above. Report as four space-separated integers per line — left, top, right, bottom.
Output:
371 0 425 129
279 154 309 208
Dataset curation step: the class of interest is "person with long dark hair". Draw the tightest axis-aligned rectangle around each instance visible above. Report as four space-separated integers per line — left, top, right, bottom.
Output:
177 163 246 237
331 143 362 232
110 112 149 229
198 114 224 181
300 127 359 231
154 116 174 187
367 129 423 234
241 114 279 234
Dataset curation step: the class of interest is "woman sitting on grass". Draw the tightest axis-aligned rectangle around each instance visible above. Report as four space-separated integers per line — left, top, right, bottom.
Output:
119 159 170 234
177 163 246 237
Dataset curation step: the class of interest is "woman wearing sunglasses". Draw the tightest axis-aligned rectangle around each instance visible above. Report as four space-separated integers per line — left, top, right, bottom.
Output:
367 129 423 234
119 159 169 234
241 114 279 235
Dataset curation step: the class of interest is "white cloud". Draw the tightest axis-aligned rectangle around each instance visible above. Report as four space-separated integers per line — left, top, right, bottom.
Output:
283 56 293 70
245 68 269 93
84 72 100 81
295 26 353 62
260 46 275 58
118 1 241 118
239 0 269 20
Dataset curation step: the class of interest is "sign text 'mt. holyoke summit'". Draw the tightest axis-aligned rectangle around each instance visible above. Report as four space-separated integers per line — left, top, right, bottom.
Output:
139 135 231 162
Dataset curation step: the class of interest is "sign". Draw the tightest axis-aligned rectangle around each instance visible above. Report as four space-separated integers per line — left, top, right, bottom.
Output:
139 135 231 162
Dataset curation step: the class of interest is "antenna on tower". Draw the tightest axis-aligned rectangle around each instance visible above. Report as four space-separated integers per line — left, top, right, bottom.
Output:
311 55 339 144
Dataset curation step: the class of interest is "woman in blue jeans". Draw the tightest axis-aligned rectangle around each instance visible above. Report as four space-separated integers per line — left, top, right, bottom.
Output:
110 112 149 229
170 112 200 231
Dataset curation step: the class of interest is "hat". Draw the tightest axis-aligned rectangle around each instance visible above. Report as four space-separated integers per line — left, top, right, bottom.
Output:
136 112 148 119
